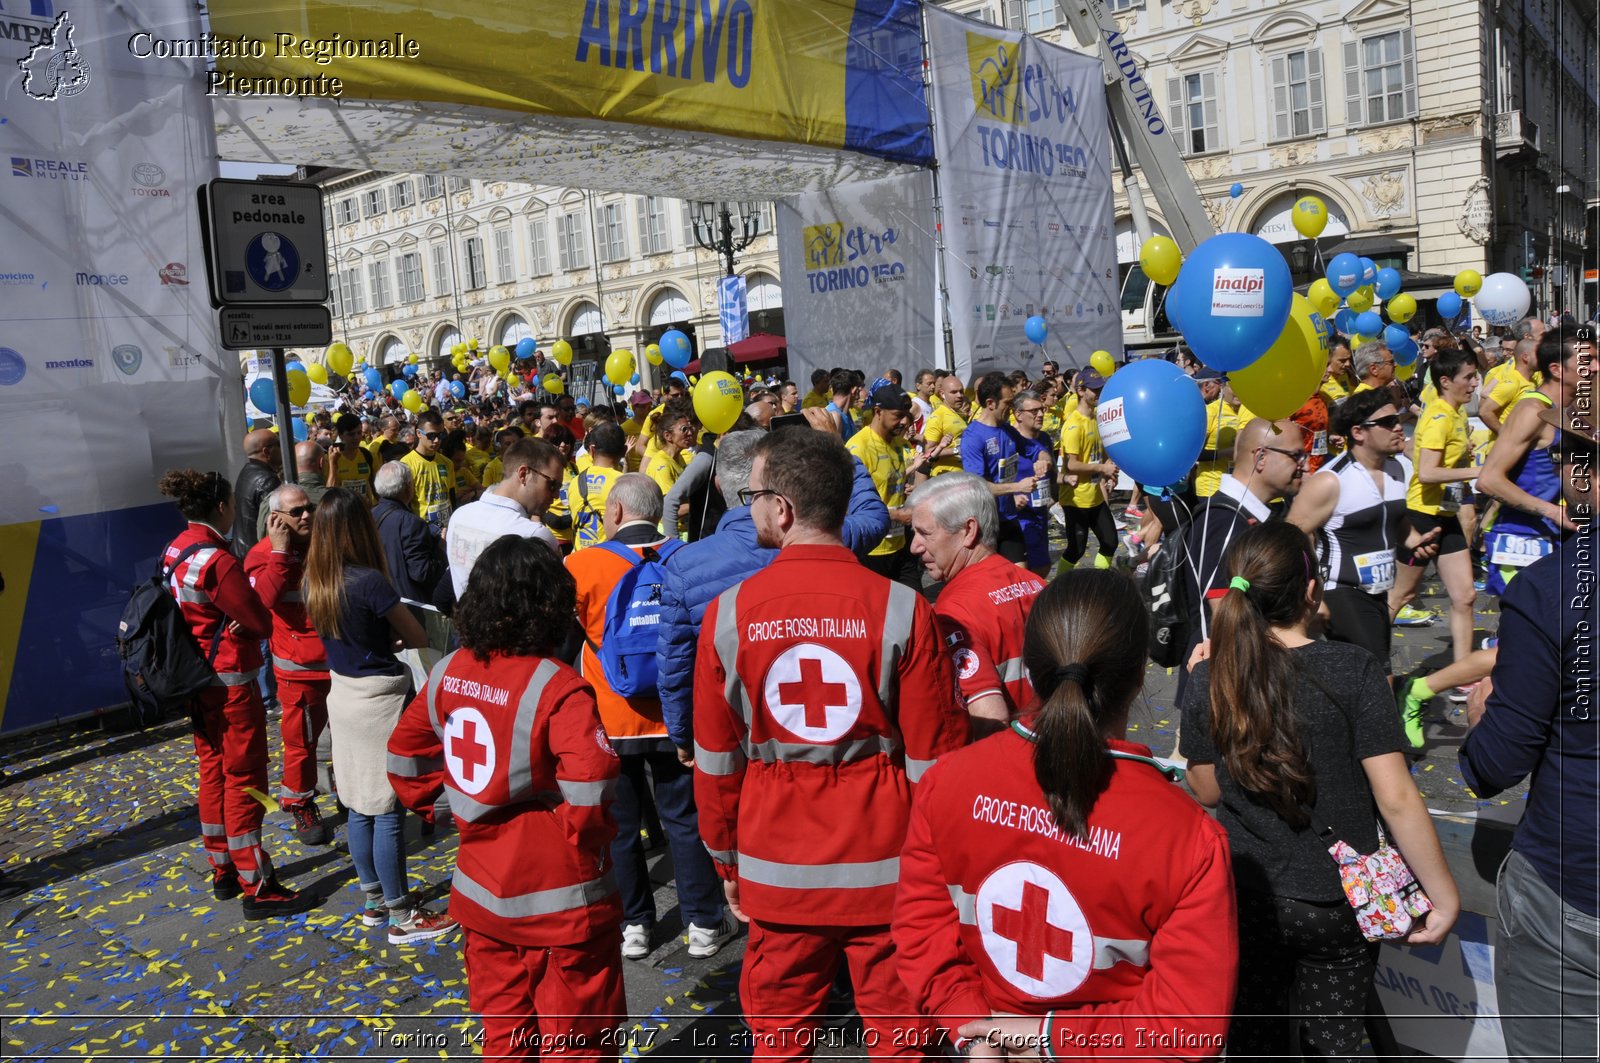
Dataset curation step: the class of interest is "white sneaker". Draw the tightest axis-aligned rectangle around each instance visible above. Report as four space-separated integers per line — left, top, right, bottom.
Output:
685 914 738 958
621 923 650 960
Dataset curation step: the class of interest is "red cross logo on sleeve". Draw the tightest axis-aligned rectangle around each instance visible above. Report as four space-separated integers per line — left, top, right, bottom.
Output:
762 643 862 742
977 862 1092 997
444 706 497 796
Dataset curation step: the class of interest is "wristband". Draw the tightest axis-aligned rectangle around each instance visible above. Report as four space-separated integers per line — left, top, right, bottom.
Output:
1042 1011 1059 1062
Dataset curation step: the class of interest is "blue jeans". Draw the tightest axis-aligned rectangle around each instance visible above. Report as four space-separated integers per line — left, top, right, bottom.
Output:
611 747 723 929
347 808 407 906
257 639 278 703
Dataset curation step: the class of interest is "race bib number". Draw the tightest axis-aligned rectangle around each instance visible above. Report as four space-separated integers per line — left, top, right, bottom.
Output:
1487 531 1553 568
1354 548 1396 592
1440 482 1468 513
1029 479 1052 510
1311 431 1328 457
998 454 1018 484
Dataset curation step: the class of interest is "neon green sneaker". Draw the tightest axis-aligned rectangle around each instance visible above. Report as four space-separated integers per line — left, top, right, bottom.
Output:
1398 678 1429 749
1093 553 1112 570
1393 605 1436 627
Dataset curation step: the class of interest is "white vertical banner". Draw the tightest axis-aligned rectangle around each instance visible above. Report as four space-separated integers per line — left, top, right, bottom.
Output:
0 0 228 524
925 5 1120 377
718 274 749 345
777 169 939 389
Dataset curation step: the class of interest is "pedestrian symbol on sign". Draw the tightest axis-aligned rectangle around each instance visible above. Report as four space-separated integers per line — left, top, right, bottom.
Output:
246 232 299 292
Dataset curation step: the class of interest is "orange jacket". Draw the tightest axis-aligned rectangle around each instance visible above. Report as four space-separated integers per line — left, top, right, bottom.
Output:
564 529 673 743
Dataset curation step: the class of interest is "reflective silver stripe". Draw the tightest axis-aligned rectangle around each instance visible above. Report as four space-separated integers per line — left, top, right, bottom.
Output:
998 657 1028 684
704 844 737 865
693 743 745 776
182 548 217 589
737 854 899 890
176 588 212 604
228 831 262 850
905 756 937 783
214 669 259 686
878 580 916 707
451 865 616 919
947 885 1151 969
506 660 558 801
556 778 615 807
238 867 262 883
424 651 456 739
712 586 750 725
200 822 226 838
387 752 443 778
745 735 897 766
273 654 327 673
444 790 500 824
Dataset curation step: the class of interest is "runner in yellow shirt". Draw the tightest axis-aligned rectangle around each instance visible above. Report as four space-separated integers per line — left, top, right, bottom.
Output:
922 373 968 477
1479 335 1539 435
329 413 374 504
1058 368 1118 571
800 368 831 410
845 385 930 583
399 412 455 532
1192 369 1235 498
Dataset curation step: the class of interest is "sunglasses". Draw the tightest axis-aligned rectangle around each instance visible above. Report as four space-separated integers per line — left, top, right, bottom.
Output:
275 504 313 518
1258 445 1309 465
1359 414 1403 429
420 431 442 441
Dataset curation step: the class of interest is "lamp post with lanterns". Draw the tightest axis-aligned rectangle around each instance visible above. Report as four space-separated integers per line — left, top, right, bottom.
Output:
691 200 761 278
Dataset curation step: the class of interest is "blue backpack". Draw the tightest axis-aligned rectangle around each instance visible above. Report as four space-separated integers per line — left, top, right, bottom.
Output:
588 538 685 697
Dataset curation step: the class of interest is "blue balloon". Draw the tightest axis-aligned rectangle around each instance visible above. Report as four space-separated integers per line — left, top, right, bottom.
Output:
402 363 417 378
390 380 409 398
1354 311 1383 337
450 380 467 399
1359 258 1377 286
1383 324 1410 349
285 360 305 374
248 377 276 414
1333 308 1357 334
1392 336 1419 365
614 384 626 396
292 419 309 442
660 329 692 369
630 373 641 385
1327 253 1363 297
1229 182 1244 199
1374 267 1402 300
1436 291 1463 319
1169 233 1292 371
514 337 538 360
364 366 383 393
1098 359 1208 488
1024 315 1048 344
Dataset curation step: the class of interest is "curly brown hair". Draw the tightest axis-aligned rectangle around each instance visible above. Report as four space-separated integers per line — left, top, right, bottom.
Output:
158 468 230 520
454 537 576 662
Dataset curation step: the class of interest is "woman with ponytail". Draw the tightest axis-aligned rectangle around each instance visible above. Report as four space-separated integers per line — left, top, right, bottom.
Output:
1181 520 1458 1059
894 570 1237 1060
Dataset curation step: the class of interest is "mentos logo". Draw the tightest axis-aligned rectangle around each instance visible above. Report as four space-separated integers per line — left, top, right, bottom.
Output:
967 32 1076 127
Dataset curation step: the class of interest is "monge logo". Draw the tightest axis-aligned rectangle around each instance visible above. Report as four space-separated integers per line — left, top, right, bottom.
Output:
15 6 92 102
803 224 845 270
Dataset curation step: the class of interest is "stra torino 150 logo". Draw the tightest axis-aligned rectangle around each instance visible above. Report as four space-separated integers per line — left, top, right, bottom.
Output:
15 7 92 102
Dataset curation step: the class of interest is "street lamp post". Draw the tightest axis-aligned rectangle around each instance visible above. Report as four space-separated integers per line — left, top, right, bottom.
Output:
691 200 761 278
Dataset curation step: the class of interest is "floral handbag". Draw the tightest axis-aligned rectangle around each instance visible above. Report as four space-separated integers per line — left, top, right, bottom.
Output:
1326 823 1434 941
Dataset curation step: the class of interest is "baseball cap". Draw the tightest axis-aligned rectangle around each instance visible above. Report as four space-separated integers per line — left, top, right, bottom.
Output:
869 382 912 412
1192 366 1225 382
1077 368 1107 390
630 390 654 407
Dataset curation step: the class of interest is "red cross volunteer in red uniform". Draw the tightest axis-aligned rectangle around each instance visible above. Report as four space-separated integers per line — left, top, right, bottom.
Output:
388 537 625 1060
909 473 1044 729
244 483 332 844
894 572 1236 1062
694 428 969 1061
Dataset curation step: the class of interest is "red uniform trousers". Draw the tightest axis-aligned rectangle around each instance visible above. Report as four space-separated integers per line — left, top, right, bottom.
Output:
274 674 329 802
743 920 934 1063
465 927 626 1061
192 681 272 892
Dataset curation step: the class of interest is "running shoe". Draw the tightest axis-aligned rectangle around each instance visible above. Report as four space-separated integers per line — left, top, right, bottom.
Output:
1448 681 1481 705
1397 679 1429 749
242 878 320 920
685 914 739 958
1093 553 1112 570
387 907 458 945
621 923 651 960
1393 605 1436 627
283 799 331 845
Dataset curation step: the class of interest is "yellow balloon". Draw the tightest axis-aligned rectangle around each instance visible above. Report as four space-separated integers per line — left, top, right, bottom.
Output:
1291 196 1329 238
645 343 663 367
506 373 521 389
1227 294 1329 420
468 338 480 351
1089 350 1116 378
286 368 310 407
305 362 329 386
401 389 423 412
325 342 353 377
543 374 565 395
406 353 418 365
1454 270 1483 298
605 349 636 386
1138 236 1182 287
488 345 511 374
693 371 744 434
1345 287 1374 313
1387 293 1417 324
1307 278 1339 318
1349 333 1372 348
1395 361 1416 381
551 339 573 367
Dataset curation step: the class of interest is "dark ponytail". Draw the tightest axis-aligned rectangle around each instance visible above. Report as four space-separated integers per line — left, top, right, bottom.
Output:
1022 570 1149 839
1206 522 1318 825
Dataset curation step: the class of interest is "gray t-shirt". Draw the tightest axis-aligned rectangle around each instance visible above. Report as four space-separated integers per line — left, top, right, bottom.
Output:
1181 640 1405 902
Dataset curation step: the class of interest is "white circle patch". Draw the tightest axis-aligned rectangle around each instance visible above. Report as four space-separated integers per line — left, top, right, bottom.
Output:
761 643 862 742
443 706 497 796
975 861 1092 998
953 648 980 681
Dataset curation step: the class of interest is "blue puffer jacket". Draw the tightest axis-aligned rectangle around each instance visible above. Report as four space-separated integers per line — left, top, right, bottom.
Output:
655 460 889 749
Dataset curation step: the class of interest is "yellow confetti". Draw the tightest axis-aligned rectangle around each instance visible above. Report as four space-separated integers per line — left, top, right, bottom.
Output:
244 786 276 811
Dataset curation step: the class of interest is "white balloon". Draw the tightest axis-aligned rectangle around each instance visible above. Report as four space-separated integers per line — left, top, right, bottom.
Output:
1474 272 1532 327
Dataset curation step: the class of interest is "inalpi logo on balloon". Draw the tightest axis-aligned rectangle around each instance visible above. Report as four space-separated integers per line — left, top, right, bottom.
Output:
1210 268 1266 318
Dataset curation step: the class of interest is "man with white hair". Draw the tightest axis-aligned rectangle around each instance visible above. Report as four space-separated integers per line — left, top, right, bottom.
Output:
909 473 1044 730
371 461 448 606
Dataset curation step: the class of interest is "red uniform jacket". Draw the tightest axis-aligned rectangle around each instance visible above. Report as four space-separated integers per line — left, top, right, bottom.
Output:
163 523 270 679
893 729 1237 1060
242 537 328 680
387 649 622 947
693 544 968 926
932 554 1043 715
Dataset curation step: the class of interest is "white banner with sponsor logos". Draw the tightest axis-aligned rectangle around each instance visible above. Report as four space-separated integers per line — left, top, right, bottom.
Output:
0 0 229 524
926 5 1119 377
776 169 940 387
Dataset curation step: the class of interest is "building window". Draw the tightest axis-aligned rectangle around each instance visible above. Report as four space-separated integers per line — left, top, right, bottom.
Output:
1006 0 1058 32
682 200 713 248
430 243 450 295
558 212 589 271
367 260 392 309
1270 48 1325 139
637 196 671 254
1105 0 1138 10
599 202 628 263
329 264 341 317
447 176 471 195
397 252 424 303
1167 72 1221 156
528 216 551 275
422 174 444 200
1344 29 1416 127
339 267 364 314
363 188 386 218
750 202 773 236
464 236 487 289
493 227 515 282
389 180 414 210
336 197 358 225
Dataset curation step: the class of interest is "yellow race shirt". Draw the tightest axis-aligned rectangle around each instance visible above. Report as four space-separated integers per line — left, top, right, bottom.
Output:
801 390 829 410
1407 398 1471 515
1485 363 1533 415
923 404 967 476
400 450 454 529
621 415 649 471
645 449 685 495
332 447 373 505
548 468 577 546
845 426 909 555
1061 409 1106 509
452 460 481 502
464 444 493 478
481 455 504 487
1231 402 1258 431
1320 376 1350 404
572 465 625 549
1194 399 1238 498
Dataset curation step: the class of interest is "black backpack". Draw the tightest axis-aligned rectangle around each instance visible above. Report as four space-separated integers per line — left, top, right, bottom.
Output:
1142 534 1192 668
116 542 224 728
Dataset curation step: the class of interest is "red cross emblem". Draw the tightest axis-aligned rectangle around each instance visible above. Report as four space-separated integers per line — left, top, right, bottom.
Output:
977 862 1092 997
444 706 497 795
763 643 861 742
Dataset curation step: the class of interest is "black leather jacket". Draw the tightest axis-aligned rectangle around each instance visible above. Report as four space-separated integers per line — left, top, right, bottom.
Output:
232 459 281 558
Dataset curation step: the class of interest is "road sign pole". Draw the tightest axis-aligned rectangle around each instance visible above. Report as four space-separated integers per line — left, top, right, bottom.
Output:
270 347 299 482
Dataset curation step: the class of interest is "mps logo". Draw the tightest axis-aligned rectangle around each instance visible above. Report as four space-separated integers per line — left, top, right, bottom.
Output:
802 223 844 270
111 343 142 376
159 262 188 286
